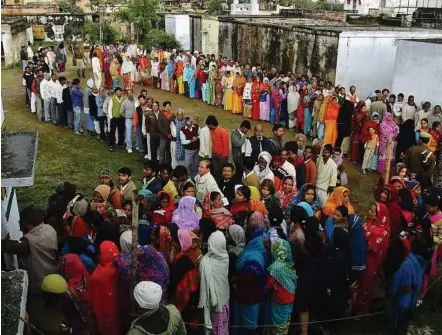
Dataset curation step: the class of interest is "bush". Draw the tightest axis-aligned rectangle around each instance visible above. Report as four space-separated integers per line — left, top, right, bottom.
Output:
83 22 121 45
143 29 181 50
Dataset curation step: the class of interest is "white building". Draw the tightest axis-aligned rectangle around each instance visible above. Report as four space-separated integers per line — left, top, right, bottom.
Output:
230 0 260 16
165 14 191 51
345 0 442 16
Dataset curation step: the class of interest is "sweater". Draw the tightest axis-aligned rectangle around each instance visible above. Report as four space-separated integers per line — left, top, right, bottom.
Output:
110 96 124 118
210 126 229 157
70 86 83 108
119 98 137 119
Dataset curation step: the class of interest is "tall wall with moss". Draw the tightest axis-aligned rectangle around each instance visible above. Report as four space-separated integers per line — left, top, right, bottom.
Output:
190 15 339 81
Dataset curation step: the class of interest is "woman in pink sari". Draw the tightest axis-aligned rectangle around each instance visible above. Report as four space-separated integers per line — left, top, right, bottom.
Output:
377 112 399 173
277 176 297 211
203 191 233 231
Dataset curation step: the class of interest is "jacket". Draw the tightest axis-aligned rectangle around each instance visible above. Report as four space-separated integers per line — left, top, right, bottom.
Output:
89 94 98 118
194 172 223 204
62 87 73 111
118 180 137 203
71 86 84 108
231 129 246 163
145 111 173 139
267 136 285 156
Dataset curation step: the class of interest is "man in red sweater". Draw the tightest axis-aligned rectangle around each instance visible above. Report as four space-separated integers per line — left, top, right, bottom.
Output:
206 115 229 182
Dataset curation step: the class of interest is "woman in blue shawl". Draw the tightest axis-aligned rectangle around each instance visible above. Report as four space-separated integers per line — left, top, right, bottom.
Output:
165 59 174 91
285 184 321 219
187 65 197 99
264 238 297 335
234 227 267 335
324 206 366 274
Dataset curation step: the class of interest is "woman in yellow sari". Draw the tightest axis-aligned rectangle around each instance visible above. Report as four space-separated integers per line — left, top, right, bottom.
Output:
232 71 246 114
176 60 184 95
224 69 234 112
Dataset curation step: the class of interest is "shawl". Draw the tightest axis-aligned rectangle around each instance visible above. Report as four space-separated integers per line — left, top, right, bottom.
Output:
158 226 173 263
323 186 355 217
59 253 91 301
121 58 133 74
324 98 340 121
325 214 366 273
361 114 381 143
277 176 298 211
172 196 200 230
297 202 314 217
312 99 323 124
178 229 192 252
249 200 269 216
363 202 390 266
257 151 273 183
227 224 245 257
174 117 186 161
249 211 268 229
152 191 174 225
351 101 367 133
272 88 281 109
337 100 354 137
203 193 233 230
318 95 329 122
199 231 230 329
396 119 417 157
380 112 399 151
110 59 120 78
267 238 297 294
249 186 260 201
236 231 266 272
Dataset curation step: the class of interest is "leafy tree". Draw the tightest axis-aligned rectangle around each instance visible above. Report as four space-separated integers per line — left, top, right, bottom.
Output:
205 0 224 14
117 0 160 42
143 29 181 50
83 22 121 44
59 0 84 13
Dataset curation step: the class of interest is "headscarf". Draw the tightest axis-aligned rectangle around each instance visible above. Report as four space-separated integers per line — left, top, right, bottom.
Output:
121 57 134 74
59 253 90 300
172 196 199 230
178 229 192 253
203 193 233 230
199 231 230 328
297 202 314 217
396 119 417 157
257 151 273 183
267 238 297 294
249 186 261 201
95 185 111 202
158 226 173 263
322 186 355 217
133 281 162 310
236 229 266 272
286 183 320 218
119 230 134 254
249 211 267 229
277 176 298 210
227 224 245 257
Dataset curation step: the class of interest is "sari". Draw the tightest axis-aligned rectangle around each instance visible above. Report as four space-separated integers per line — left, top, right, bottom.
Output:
277 176 298 211
264 239 297 335
103 59 113 89
235 230 267 332
324 97 340 147
322 186 355 217
215 72 224 106
350 101 367 163
354 202 390 315
378 113 399 173
121 58 134 90
168 59 175 92
208 68 216 105
59 254 96 334
110 58 120 89
177 60 184 94
285 183 321 219
172 196 200 230
251 79 261 121
152 191 175 225
90 241 121 335
232 75 246 114
224 73 234 111
203 193 233 230
114 245 170 303
259 78 271 121
188 65 197 98
169 230 202 332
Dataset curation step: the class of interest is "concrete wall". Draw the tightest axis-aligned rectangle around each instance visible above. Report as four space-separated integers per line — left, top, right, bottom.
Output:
1 24 29 66
165 14 191 50
189 16 339 81
335 29 442 99
391 40 442 106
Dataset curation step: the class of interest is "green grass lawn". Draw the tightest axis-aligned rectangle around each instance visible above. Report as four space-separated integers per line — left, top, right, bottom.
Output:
2 63 441 334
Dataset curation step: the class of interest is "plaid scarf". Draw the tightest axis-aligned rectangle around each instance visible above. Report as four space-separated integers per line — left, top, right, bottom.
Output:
175 118 186 161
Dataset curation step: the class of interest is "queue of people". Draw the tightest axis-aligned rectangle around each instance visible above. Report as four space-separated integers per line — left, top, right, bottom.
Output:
12 42 442 335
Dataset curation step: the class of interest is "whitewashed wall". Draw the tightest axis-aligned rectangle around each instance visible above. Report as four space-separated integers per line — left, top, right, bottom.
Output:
201 16 219 56
165 14 191 51
391 40 442 107
335 29 442 99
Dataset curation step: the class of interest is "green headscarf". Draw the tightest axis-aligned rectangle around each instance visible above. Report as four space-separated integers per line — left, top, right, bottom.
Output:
267 238 297 294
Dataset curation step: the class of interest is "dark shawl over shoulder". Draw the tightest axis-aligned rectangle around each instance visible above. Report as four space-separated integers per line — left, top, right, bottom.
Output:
337 100 354 138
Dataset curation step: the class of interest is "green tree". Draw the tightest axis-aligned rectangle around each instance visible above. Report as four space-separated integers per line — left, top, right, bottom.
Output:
83 22 121 44
205 0 223 14
117 0 160 42
59 0 84 13
143 29 181 50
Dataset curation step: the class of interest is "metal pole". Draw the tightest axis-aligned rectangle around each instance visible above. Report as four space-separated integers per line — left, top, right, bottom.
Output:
130 190 139 311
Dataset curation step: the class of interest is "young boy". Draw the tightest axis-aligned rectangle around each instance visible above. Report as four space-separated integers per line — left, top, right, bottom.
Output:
361 127 379 174
332 147 348 187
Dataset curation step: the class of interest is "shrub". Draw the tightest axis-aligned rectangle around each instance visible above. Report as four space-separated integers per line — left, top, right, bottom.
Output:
143 29 181 50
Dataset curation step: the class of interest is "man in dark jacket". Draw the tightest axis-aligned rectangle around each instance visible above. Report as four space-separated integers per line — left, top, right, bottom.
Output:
249 124 268 163
218 162 238 205
286 141 306 188
231 120 251 176
267 123 285 156
62 78 73 129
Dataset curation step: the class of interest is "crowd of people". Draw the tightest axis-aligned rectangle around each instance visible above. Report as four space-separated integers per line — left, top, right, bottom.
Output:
10 41 442 335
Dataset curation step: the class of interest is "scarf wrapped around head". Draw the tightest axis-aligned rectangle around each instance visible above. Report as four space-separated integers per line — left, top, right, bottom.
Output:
172 196 199 230
178 229 192 253
257 151 273 182
227 224 245 257
267 238 297 294
249 211 268 229
59 254 90 300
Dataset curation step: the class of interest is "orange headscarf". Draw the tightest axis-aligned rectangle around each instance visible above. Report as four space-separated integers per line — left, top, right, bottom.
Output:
322 186 355 217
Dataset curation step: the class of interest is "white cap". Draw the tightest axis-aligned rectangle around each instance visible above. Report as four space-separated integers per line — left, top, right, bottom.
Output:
133 281 162 310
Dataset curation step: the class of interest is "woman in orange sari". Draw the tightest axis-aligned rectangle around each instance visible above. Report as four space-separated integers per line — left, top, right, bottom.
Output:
322 186 355 218
176 60 184 95
90 241 121 335
251 77 262 121
232 72 246 114
324 96 340 147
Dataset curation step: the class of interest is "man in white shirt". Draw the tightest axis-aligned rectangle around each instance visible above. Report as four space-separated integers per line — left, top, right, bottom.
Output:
191 51 198 68
92 52 102 88
415 101 432 131
194 159 223 204
345 85 359 104
315 144 337 206
26 42 34 61
393 93 405 125
402 95 418 125
40 73 51 122
198 124 212 159
47 74 61 124
180 117 201 178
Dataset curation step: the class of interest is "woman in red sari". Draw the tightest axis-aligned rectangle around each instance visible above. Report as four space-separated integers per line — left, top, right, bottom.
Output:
103 57 113 89
350 101 367 164
277 176 298 212
152 191 175 225
251 77 261 121
354 202 390 315
296 86 308 132
89 241 121 335
215 70 224 107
